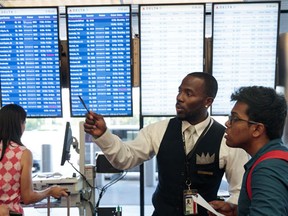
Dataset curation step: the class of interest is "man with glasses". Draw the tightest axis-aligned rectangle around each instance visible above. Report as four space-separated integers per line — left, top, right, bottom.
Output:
209 86 288 216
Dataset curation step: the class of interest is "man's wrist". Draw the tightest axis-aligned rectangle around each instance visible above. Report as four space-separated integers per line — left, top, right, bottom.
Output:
92 135 99 139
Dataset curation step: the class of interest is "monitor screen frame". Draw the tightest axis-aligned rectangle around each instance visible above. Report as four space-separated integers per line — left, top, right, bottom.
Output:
139 3 206 117
66 5 133 117
0 6 63 118
211 1 280 116
61 121 73 166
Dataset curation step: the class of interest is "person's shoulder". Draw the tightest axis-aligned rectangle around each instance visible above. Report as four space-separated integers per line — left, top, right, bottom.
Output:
254 155 288 182
146 118 171 127
142 118 171 133
22 148 32 157
211 118 225 129
252 148 288 171
258 152 288 166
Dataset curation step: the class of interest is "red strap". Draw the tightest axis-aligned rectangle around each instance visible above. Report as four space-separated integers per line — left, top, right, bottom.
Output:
246 150 288 200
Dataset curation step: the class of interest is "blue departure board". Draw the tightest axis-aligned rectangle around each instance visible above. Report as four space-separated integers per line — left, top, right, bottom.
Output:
0 7 62 117
66 5 132 117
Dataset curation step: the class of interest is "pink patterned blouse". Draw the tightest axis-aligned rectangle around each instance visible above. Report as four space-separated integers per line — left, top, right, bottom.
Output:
0 142 26 214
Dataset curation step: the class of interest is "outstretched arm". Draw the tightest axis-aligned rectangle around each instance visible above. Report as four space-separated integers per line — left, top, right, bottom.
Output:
20 149 68 205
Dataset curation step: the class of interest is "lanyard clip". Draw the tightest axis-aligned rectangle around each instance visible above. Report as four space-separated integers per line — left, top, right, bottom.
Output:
185 180 191 190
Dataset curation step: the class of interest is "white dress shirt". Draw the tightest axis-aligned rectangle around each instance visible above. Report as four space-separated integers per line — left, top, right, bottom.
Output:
93 116 249 204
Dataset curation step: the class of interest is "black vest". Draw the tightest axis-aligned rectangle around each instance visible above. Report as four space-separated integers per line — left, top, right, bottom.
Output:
152 117 225 216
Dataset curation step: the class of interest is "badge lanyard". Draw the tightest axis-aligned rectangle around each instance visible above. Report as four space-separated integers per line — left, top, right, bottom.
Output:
182 119 211 215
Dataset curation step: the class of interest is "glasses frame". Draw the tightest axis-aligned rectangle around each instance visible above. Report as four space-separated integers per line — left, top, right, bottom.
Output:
227 115 259 125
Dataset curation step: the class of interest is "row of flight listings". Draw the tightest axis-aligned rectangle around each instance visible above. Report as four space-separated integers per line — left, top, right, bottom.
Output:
0 2 280 118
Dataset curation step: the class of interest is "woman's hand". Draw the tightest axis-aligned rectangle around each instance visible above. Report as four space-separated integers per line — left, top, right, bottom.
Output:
49 185 69 199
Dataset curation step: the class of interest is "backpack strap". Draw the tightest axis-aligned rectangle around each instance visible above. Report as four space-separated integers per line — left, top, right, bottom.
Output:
246 150 288 200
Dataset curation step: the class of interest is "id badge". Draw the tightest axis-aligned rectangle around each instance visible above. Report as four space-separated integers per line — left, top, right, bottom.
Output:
183 189 198 215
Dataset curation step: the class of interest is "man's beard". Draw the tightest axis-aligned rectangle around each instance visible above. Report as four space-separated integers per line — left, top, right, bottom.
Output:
176 113 187 121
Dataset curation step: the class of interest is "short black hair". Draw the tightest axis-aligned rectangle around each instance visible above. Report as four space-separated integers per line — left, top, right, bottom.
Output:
187 72 218 98
231 86 287 139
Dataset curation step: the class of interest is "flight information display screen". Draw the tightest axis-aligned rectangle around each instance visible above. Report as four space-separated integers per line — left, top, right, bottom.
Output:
0 7 62 117
139 4 205 116
212 2 280 115
66 5 132 117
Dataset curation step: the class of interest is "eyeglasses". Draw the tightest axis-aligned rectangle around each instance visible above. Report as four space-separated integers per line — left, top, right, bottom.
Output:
227 115 259 125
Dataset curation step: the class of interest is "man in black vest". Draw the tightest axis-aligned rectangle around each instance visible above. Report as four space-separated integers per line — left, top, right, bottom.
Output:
84 72 248 216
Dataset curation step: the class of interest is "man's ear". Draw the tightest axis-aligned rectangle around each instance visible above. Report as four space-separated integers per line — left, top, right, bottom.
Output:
252 123 266 137
205 97 214 107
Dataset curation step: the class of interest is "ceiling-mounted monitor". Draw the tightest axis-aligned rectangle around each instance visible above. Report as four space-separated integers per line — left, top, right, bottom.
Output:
139 4 205 116
66 5 133 117
211 1 280 115
0 7 62 117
